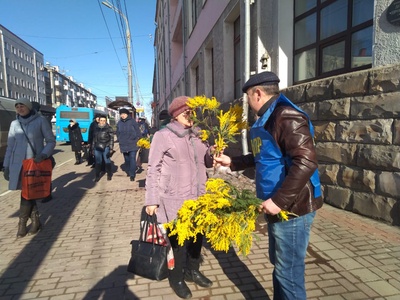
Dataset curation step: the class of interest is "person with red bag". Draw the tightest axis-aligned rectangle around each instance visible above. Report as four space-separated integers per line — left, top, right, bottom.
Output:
3 98 56 238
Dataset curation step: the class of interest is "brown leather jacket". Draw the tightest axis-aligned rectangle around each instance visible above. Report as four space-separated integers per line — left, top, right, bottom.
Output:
231 98 323 223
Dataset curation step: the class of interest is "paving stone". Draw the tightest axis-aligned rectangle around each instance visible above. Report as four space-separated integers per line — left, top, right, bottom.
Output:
1 144 400 299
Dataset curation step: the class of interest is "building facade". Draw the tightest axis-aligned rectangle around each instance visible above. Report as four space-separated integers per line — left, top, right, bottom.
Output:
153 0 400 225
0 25 46 104
43 64 97 109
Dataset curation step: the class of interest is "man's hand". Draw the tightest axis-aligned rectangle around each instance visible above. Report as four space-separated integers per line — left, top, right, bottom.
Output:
3 168 9 181
213 153 231 168
34 153 47 163
259 198 282 215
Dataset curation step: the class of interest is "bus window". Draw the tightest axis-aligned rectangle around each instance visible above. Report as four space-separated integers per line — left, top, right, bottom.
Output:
55 105 104 143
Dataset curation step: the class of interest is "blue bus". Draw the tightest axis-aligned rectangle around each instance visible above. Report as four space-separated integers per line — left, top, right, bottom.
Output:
55 105 105 143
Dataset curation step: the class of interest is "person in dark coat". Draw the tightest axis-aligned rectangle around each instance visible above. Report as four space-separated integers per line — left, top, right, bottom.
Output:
68 119 84 165
92 115 114 182
86 114 100 167
116 108 141 181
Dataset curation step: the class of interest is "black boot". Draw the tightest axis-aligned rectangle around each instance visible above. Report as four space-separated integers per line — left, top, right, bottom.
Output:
185 247 213 287
94 164 101 182
74 152 81 165
184 269 213 287
17 198 33 238
28 203 41 235
106 163 112 181
169 280 192 299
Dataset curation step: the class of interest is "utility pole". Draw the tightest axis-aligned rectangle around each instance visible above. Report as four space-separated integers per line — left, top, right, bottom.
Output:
102 1 133 105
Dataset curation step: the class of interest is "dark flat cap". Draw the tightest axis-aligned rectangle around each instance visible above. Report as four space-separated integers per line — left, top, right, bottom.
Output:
242 71 280 93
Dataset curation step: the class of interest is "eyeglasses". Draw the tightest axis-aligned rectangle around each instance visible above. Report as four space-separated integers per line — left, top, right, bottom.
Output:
181 109 193 117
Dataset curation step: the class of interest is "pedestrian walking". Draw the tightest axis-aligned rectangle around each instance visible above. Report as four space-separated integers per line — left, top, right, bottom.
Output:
214 71 323 300
68 119 84 165
145 96 214 299
2 98 56 238
87 114 100 167
116 108 141 181
92 115 114 182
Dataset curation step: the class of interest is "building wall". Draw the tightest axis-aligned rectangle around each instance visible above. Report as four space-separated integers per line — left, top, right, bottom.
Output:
284 63 400 225
374 0 400 66
0 25 46 103
153 0 400 225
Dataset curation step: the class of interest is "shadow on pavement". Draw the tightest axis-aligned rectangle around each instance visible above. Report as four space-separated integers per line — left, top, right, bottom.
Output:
82 265 138 300
0 168 138 300
205 245 271 300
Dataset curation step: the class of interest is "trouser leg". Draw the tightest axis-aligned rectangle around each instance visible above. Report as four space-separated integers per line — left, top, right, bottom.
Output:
123 152 130 175
268 212 316 300
129 150 137 178
94 164 101 182
106 163 112 180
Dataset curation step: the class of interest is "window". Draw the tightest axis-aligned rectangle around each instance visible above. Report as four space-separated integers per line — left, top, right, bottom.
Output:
195 65 199 95
294 0 373 83
191 0 203 30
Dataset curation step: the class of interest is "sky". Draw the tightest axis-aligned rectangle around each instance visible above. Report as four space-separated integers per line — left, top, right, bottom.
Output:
0 0 156 117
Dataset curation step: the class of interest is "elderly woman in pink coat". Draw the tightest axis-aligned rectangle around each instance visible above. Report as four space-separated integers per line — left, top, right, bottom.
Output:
145 96 213 299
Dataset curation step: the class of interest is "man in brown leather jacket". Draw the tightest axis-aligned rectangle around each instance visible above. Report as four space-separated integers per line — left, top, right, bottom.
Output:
214 71 323 300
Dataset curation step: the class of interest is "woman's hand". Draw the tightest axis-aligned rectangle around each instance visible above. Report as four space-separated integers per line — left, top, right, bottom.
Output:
145 205 158 216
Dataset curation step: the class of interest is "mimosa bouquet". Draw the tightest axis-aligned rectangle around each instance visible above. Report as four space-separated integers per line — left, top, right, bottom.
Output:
164 178 262 256
137 137 150 149
186 95 247 154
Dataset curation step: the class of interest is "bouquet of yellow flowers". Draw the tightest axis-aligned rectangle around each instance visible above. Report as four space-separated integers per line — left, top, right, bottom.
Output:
186 95 247 154
165 178 262 256
137 137 150 149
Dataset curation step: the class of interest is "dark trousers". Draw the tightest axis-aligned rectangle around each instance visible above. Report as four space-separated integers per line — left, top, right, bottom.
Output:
167 231 203 283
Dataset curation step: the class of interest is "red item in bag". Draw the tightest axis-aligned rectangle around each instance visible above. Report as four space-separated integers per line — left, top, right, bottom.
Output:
21 158 52 200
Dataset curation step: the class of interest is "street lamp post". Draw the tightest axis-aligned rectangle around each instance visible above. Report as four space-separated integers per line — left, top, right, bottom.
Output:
102 1 133 105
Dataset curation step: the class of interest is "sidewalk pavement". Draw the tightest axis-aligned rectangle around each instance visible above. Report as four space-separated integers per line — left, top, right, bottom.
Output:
1 143 400 300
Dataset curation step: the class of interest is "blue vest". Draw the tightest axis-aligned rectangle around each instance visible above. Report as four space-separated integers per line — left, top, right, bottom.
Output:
250 94 322 200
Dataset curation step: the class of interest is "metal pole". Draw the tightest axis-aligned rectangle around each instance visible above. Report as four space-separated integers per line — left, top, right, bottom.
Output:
124 14 133 105
102 1 133 105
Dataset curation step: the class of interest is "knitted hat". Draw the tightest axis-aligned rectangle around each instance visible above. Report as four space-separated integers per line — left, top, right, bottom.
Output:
168 96 190 118
119 108 130 115
15 97 32 110
242 71 280 93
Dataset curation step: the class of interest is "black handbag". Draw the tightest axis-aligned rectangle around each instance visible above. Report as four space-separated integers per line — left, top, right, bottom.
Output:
95 142 106 152
127 211 168 281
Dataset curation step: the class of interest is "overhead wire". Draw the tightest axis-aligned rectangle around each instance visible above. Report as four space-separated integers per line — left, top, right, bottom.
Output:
98 0 148 107
97 0 126 81
122 0 144 106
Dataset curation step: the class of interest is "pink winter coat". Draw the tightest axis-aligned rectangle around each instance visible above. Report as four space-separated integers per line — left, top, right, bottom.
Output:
144 120 213 224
